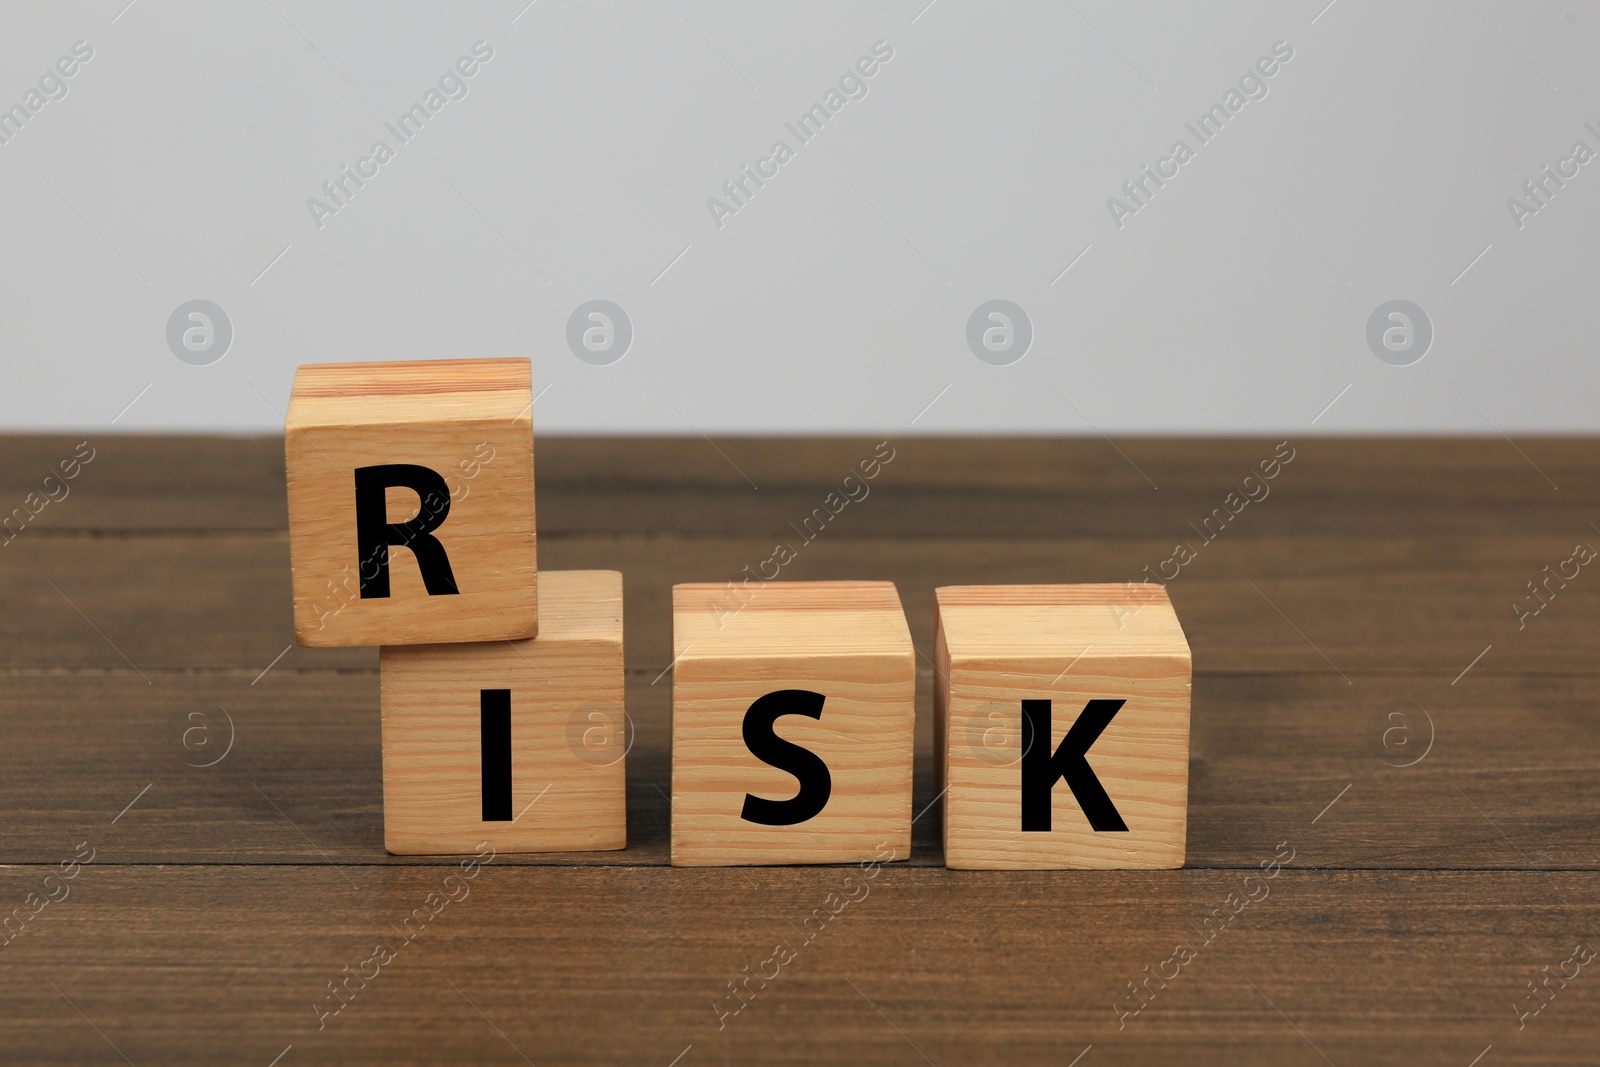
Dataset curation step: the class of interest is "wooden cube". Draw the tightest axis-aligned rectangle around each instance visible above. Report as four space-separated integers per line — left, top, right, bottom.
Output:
378 570 625 855
935 584 1191 869
670 580 915 866
285 357 537 647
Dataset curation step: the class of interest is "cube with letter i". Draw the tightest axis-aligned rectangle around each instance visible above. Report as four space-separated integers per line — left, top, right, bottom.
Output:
284 357 537 647
669 580 916 866
935 584 1191 869
379 570 626 855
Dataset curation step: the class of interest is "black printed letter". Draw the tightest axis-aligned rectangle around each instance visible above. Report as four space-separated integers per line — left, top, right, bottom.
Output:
354 464 459 599
1020 699 1128 832
481 689 511 822
739 690 832 826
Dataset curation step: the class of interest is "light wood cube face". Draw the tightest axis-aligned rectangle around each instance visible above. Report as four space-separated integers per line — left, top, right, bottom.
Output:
379 571 625 856
670 581 915 867
285 358 537 647
936 585 1192 870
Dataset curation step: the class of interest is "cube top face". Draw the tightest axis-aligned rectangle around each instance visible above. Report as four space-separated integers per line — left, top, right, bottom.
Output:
935 583 1187 659
380 570 624 856
936 584 1191 870
287 358 533 428
670 581 916 866
535 568 624 641
286 357 537 648
672 580 913 659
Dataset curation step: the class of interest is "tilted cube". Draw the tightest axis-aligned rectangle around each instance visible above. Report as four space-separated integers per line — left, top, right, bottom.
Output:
285 357 536 647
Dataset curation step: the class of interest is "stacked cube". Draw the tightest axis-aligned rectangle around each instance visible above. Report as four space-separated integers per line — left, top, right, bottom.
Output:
285 357 625 855
286 358 1193 867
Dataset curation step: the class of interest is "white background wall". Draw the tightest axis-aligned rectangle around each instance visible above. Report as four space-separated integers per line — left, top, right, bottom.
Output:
0 1 1594 435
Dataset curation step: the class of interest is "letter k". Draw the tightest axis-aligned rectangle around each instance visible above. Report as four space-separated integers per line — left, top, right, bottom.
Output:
1020 699 1129 832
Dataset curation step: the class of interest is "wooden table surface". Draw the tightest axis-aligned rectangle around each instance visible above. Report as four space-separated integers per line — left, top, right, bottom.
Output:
2 434 1598 1065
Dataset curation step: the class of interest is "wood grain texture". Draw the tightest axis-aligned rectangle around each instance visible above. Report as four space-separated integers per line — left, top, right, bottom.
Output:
4 434 1600 1064
285 358 537 646
935 584 1192 869
379 571 625 855
1 866 1596 1066
10 435 1600 537
671 581 916 866
13 531 1597 674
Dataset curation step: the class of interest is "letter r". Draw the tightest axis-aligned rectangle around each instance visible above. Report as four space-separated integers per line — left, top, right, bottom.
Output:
1020 699 1129 832
354 464 459 598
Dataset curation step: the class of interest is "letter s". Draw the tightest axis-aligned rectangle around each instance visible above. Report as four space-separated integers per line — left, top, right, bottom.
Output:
739 690 832 826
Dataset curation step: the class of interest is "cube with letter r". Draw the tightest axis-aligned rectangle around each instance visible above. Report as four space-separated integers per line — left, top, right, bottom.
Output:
935 584 1191 869
284 357 537 647
669 580 915 866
